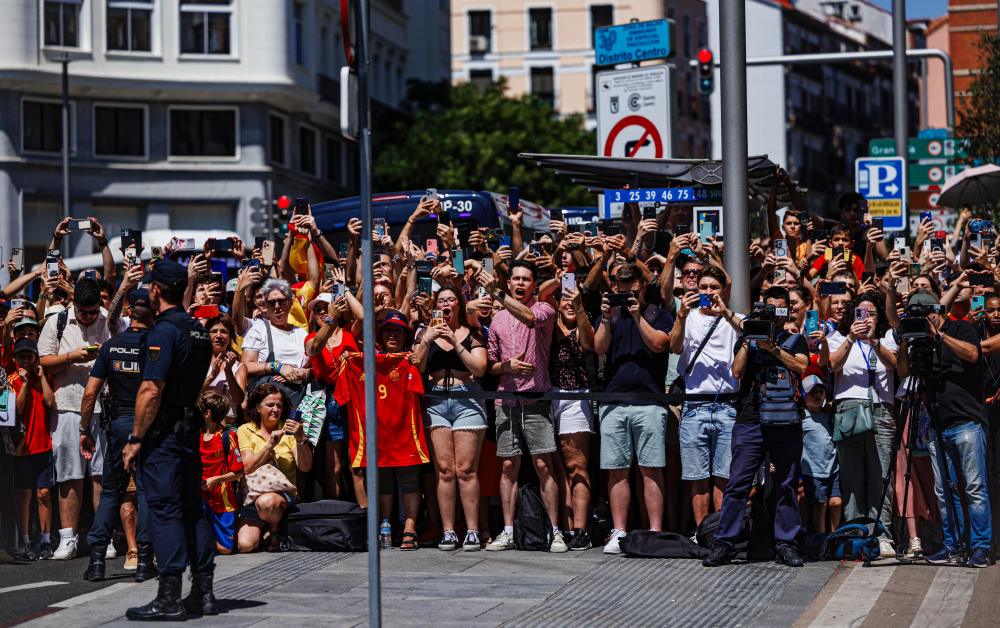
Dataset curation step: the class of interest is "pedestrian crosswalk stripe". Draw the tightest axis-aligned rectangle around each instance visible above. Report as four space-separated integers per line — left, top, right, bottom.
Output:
0 581 67 595
50 582 137 608
910 568 978 628
808 564 896 627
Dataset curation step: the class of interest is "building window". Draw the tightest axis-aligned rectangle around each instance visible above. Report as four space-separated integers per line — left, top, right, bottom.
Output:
22 99 72 153
107 0 153 52
44 0 82 47
94 105 146 157
293 2 306 65
299 126 317 175
468 10 490 56
590 4 613 48
469 68 492 93
530 67 555 107
529 8 552 51
325 136 341 183
180 0 232 55
269 114 286 165
169 108 237 157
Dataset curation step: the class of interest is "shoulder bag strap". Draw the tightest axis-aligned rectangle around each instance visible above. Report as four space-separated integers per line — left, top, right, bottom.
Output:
263 320 276 363
683 315 723 378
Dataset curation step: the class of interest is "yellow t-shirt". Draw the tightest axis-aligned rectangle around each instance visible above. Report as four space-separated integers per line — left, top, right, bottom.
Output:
236 422 299 494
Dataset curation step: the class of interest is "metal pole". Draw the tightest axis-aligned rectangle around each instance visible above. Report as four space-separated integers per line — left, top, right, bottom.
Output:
61 56 70 257
691 48 955 130
357 0 380 626
892 0 908 161
719 0 750 312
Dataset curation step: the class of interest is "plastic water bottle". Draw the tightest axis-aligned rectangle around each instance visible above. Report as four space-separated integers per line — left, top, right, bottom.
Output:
379 517 392 550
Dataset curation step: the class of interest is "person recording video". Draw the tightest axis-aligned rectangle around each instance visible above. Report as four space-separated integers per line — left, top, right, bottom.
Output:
896 292 992 568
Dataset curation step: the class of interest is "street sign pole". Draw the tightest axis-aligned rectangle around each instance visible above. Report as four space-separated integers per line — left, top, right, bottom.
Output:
720 0 750 313
892 0 908 164
61 55 71 258
356 0 381 625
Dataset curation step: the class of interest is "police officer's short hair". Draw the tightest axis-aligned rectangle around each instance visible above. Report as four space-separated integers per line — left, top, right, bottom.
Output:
153 280 185 305
262 279 293 301
131 303 155 326
74 278 101 308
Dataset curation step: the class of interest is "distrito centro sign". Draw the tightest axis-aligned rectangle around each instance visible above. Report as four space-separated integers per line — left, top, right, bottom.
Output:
594 19 674 66
596 65 675 160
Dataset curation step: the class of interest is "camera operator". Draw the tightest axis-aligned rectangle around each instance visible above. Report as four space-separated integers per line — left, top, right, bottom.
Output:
703 287 809 568
896 292 992 568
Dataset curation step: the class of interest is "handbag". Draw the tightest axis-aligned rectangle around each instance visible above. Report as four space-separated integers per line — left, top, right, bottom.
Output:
244 461 297 506
832 343 878 443
667 315 722 405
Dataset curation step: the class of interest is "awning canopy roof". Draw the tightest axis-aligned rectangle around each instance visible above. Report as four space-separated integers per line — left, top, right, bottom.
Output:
517 153 806 204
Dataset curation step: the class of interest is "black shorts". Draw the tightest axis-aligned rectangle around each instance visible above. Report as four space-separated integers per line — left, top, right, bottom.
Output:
13 453 54 490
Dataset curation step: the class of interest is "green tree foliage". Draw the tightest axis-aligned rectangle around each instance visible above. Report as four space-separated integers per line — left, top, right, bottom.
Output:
957 33 1000 164
374 79 596 207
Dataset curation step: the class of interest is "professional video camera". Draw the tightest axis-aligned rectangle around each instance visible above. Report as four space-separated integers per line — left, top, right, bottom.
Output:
900 303 944 377
743 302 789 341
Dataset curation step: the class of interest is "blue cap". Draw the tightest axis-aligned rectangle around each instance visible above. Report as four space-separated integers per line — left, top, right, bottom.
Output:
149 259 188 289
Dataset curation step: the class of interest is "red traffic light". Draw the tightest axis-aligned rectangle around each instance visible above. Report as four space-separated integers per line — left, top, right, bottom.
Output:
276 195 292 210
697 48 713 65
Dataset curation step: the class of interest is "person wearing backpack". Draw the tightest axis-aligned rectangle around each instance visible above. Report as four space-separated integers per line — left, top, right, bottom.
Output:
196 390 244 559
703 287 810 568
671 266 741 530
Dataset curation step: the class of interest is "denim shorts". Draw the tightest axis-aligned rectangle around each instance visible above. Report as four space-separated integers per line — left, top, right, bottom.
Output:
325 396 346 442
496 401 557 457
599 404 668 469
679 401 736 481
804 466 842 504
425 382 488 431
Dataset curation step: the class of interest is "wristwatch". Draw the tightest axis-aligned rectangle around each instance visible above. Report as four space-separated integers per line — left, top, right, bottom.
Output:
495 290 507 302
126 434 143 445
79 425 90 435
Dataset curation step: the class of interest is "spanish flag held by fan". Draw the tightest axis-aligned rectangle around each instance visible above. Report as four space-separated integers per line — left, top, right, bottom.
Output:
284 213 323 329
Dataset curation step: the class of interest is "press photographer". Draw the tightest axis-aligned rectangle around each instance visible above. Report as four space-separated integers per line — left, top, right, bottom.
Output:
896 292 992 568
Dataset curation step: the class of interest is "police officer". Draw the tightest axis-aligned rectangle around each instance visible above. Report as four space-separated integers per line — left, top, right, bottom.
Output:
122 260 214 621
80 285 156 582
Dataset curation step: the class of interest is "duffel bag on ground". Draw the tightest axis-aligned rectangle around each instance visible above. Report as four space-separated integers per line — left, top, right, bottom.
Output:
695 502 774 561
620 531 709 559
823 517 884 565
282 499 368 552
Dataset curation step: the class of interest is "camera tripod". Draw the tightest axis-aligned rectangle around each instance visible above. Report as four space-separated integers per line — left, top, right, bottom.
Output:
872 373 964 564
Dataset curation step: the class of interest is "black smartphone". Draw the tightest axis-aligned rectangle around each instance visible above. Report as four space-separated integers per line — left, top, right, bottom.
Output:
643 205 657 220
507 186 520 212
811 228 828 243
211 238 233 253
293 197 308 214
254 236 266 249
674 223 690 236
606 292 631 307
414 260 433 276
969 273 994 287
653 231 673 256
870 218 884 231
930 238 946 253
602 221 622 236
862 272 875 284
550 208 563 221
819 281 848 296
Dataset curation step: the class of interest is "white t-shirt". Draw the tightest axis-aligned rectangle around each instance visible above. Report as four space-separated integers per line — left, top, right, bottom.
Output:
676 308 742 395
37 306 120 412
827 330 899 405
242 319 308 368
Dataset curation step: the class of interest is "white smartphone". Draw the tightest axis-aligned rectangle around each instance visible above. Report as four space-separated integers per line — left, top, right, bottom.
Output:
893 237 906 252
774 239 788 258
561 273 577 293
482 257 494 275
10 248 23 272
261 240 275 266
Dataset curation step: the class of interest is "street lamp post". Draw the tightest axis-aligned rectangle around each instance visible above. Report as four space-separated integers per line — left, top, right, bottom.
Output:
61 55 71 257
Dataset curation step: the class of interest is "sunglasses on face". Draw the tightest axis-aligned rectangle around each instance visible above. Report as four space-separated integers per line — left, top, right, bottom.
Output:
266 299 289 307
682 269 700 277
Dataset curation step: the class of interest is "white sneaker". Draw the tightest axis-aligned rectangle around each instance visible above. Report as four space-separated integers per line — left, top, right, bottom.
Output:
877 538 895 560
550 531 569 553
52 535 78 560
105 544 118 559
485 530 515 552
906 537 923 559
603 529 627 555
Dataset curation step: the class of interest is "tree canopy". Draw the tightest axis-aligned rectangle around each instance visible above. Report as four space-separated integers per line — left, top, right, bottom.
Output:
374 79 596 207
957 33 1000 164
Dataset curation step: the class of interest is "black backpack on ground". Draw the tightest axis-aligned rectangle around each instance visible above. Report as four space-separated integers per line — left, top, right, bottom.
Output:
282 500 367 552
620 531 709 559
513 484 553 551
695 502 774 561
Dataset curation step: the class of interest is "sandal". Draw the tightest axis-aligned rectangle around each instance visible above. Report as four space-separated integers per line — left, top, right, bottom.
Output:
400 531 419 551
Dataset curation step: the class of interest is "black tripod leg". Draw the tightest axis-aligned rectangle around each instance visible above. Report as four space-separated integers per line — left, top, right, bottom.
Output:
870 394 911 566
897 402 918 561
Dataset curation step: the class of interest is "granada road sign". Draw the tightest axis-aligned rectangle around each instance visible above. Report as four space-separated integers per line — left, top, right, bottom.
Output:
869 137 968 161
908 163 968 187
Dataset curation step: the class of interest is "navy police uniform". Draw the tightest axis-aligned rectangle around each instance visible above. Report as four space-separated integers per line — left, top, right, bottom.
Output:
133 261 213 585
85 289 153 577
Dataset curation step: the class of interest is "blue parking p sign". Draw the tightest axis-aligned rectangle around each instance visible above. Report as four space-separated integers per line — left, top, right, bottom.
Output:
855 157 907 231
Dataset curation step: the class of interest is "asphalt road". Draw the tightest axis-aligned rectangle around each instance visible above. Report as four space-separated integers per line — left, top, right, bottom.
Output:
0 553 132 627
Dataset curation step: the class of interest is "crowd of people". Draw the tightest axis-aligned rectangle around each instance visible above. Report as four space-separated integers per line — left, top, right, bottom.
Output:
1 178 997 592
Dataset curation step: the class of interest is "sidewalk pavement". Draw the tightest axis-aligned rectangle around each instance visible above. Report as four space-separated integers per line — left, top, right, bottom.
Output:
23 548 837 627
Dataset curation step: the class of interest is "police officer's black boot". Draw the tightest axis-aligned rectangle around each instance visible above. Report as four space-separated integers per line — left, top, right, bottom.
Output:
183 572 218 616
125 574 187 621
82 545 106 582
134 544 158 583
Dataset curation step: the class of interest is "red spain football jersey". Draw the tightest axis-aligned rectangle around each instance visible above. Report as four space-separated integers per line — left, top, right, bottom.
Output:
200 430 244 513
334 352 429 469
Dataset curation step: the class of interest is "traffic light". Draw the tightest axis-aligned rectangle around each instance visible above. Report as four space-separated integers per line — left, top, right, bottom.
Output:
697 48 714 95
249 195 293 238
274 195 293 237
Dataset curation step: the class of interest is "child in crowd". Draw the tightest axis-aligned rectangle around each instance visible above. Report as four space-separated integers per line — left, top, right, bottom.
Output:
197 390 244 554
800 374 841 534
